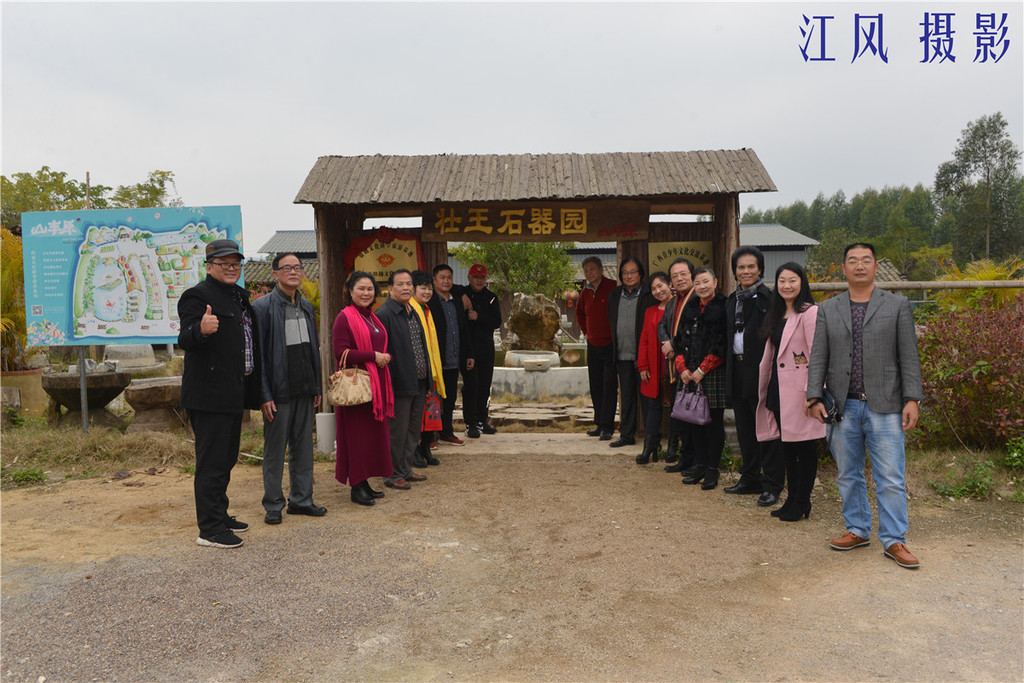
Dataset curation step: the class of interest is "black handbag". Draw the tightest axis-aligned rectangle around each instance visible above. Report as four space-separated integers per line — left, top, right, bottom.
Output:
821 388 842 424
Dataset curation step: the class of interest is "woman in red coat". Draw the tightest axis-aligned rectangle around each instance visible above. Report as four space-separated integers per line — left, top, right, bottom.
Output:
755 262 825 521
332 271 395 506
635 272 674 464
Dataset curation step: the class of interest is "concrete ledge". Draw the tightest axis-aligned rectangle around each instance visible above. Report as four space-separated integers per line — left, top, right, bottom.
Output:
491 366 589 400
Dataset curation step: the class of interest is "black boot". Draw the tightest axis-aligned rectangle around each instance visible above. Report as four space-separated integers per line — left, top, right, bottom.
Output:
636 436 656 465
682 465 706 484
772 451 799 517
651 437 661 463
663 434 679 464
363 480 385 499
700 467 720 490
665 460 686 473
351 482 375 506
413 444 429 469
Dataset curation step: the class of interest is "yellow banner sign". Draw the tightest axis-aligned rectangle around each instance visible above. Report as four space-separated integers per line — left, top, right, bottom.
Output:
421 201 649 243
648 241 714 274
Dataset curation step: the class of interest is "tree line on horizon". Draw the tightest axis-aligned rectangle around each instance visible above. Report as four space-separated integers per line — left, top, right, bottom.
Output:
742 112 1024 282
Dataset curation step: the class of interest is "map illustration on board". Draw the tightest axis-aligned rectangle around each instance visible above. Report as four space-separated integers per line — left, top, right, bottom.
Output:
22 206 243 346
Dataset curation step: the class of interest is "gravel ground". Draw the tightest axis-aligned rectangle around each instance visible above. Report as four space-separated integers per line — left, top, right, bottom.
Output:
2 433 1022 681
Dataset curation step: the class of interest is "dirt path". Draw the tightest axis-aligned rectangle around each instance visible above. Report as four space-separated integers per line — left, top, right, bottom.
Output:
2 433 1022 681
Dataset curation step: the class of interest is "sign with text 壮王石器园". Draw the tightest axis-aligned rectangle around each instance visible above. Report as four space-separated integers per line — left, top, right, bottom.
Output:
21 205 243 346
420 201 650 243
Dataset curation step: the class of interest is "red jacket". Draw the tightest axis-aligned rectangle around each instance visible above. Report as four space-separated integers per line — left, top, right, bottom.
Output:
637 304 667 399
577 276 615 347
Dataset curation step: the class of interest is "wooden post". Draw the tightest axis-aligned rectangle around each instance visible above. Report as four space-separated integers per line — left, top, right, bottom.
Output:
716 194 740 293
316 204 362 393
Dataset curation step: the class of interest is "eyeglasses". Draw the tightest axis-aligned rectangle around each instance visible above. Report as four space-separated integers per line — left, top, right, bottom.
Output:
275 265 303 273
210 261 243 271
845 257 875 266
621 269 640 276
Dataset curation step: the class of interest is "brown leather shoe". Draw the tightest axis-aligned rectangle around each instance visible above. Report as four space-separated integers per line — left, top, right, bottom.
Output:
407 473 428 482
829 531 870 550
884 543 920 569
385 479 411 490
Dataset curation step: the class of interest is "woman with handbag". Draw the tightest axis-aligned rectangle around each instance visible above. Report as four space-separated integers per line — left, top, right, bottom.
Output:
672 266 728 490
332 271 395 506
635 272 673 464
755 262 825 521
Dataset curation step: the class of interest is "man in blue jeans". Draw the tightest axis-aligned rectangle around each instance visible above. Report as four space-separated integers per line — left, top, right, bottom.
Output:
807 243 923 570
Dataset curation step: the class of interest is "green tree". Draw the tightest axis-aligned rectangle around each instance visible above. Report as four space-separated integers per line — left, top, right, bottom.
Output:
1 167 181 234
934 112 1024 260
806 227 859 281
450 242 577 301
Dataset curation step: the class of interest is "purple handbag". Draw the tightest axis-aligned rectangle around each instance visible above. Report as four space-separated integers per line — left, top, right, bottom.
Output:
671 383 711 425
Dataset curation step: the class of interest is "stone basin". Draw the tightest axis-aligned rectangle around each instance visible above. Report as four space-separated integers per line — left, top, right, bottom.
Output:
41 370 132 428
41 371 132 410
504 350 560 369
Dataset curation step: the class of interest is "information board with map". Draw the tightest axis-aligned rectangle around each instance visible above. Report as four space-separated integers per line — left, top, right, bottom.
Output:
21 206 243 346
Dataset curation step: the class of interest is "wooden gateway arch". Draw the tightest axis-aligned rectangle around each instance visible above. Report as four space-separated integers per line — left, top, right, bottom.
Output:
294 150 777 373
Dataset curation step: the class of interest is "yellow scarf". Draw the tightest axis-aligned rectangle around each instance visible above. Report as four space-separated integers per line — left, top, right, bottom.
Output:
410 299 446 398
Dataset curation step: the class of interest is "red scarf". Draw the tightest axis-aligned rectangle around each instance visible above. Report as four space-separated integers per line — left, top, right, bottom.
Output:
342 305 394 421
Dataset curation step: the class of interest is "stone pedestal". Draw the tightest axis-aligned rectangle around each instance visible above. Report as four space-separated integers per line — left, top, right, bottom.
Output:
41 370 132 428
124 377 185 432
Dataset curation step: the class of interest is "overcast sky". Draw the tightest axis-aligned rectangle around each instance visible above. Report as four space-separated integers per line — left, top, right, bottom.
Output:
3 1 1021 257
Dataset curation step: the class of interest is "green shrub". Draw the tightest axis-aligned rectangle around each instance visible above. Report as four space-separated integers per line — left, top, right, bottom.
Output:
930 458 996 499
4 406 25 427
3 467 47 487
1004 437 1024 470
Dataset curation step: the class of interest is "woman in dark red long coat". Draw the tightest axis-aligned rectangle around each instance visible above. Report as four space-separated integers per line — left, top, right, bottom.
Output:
332 271 394 506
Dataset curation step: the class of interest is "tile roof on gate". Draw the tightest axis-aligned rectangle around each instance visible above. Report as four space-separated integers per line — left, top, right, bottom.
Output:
295 150 777 206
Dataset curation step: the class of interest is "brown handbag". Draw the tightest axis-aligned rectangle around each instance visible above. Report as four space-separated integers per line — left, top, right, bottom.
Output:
327 348 373 407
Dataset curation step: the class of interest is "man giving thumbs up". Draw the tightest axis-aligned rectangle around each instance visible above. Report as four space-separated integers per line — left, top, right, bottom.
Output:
178 239 262 549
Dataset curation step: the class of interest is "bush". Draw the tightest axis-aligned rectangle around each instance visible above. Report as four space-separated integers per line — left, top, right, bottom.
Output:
917 293 1024 449
2 466 47 487
1005 436 1024 470
930 458 996 500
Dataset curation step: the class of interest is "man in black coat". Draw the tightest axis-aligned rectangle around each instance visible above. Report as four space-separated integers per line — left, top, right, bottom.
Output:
375 269 431 490
178 239 262 549
607 257 657 449
427 264 474 446
458 264 502 438
722 246 783 506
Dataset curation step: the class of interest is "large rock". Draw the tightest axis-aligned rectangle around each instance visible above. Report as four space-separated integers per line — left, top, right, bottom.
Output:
104 344 159 369
506 293 562 353
124 377 185 432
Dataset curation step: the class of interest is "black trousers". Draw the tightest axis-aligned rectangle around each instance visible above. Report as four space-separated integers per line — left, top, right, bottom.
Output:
587 342 617 431
189 409 243 538
642 394 663 442
463 344 495 426
732 369 785 494
616 359 642 440
693 407 726 472
440 367 460 437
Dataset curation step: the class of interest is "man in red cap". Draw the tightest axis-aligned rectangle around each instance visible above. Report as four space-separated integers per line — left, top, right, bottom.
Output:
459 264 502 438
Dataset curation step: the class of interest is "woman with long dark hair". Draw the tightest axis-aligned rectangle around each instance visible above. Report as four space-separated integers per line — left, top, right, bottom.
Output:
332 271 395 506
636 271 673 464
755 262 825 521
672 266 728 490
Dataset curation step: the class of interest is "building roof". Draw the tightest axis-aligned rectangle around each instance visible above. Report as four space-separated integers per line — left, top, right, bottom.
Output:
740 223 818 247
258 230 318 255
244 258 320 285
295 150 777 206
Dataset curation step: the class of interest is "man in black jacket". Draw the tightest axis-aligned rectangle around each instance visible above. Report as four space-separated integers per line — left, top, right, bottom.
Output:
459 264 502 438
178 239 261 549
722 246 783 506
607 257 657 449
251 252 326 526
427 264 474 446
375 269 431 490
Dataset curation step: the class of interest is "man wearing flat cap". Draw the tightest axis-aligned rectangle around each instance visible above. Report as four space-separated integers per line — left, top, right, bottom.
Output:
178 238 262 549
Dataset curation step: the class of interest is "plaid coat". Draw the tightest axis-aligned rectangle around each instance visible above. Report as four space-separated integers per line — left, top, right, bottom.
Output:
672 293 728 409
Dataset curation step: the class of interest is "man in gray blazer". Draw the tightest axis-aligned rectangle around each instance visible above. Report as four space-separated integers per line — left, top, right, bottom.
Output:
807 243 923 570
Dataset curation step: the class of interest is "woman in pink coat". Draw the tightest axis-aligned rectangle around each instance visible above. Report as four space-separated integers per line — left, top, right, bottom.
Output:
755 262 825 522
